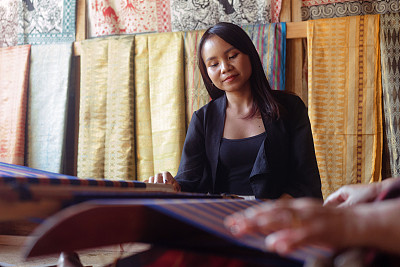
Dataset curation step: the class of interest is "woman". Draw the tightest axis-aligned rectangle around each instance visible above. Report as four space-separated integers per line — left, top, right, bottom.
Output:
148 22 322 199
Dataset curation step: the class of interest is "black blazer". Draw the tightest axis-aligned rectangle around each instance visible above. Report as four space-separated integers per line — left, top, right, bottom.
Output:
175 91 323 199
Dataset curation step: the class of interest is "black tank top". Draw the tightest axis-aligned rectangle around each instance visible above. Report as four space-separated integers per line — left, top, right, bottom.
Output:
215 132 266 195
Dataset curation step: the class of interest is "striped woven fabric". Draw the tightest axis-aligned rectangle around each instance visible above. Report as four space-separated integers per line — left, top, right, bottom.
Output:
0 161 145 188
242 23 286 91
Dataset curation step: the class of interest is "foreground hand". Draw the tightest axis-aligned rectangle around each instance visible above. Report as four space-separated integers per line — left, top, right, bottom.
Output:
146 171 181 192
324 183 380 208
224 198 356 255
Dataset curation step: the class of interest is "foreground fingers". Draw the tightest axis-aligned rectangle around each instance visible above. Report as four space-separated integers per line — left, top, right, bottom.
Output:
146 172 181 192
225 199 322 237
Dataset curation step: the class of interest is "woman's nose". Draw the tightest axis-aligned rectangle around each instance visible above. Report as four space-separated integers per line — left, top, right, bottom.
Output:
220 60 232 73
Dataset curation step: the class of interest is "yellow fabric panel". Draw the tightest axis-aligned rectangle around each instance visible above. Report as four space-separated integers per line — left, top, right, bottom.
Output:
78 36 136 180
183 30 209 127
307 15 382 198
104 37 136 180
148 32 186 177
134 34 155 181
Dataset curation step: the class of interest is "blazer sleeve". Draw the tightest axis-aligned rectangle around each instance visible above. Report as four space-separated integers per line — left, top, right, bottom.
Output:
284 95 323 199
174 111 208 192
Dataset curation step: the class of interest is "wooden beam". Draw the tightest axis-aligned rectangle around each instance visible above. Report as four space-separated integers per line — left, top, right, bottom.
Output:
74 0 86 56
279 0 291 22
286 21 307 39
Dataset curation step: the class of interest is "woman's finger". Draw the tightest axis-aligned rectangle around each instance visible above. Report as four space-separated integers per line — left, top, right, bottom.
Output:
154 173 164 183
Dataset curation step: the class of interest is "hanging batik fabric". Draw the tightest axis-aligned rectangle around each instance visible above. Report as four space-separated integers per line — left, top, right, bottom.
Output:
86 0 171 37
380 13 400 178
78 36 136 180
18 0 76 44
134 32 186 181
302 0 400 21
307 15 382 198
0 45 31 165
26 43 73 174
0 0 19 47
170 0 282 32
242 23 286 91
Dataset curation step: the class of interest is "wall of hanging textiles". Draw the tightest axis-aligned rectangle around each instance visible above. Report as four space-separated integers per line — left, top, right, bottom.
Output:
3 0 400 199
0 0 287 182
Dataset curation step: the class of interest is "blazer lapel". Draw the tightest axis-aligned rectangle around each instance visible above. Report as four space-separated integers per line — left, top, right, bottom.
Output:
205 95 226 192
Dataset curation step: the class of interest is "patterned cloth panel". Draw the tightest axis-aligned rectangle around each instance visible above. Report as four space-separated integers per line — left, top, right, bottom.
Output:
26 43 73 174
242 23 286 91
380 13 400 178
0 0 19 47
170 0 281 32
307 15 382 198
0 161 145 188
86 0 171 37
18 0 76 45
0 45 31 165
302 0 400 21
78 35 137 181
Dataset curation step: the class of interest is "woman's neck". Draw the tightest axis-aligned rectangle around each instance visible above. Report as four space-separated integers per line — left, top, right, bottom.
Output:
225 90 254 117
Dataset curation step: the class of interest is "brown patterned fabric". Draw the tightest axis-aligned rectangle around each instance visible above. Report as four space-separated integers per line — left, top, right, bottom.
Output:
380 13 400 178
302 0 400 21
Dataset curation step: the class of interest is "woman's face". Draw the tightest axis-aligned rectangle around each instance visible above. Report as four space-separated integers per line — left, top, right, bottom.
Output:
202 35 252 94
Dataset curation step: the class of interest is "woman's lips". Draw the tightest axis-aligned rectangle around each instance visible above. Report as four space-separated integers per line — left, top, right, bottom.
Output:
223 74 238 82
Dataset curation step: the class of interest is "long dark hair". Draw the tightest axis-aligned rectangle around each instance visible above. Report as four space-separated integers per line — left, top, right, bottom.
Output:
198 22 280 120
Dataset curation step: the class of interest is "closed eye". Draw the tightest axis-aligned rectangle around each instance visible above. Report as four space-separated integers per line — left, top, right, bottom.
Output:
228 53 239 60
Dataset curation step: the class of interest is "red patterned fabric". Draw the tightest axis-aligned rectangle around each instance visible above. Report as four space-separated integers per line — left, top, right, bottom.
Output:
0 45 30 165
271 0 282 23
87 0 171 37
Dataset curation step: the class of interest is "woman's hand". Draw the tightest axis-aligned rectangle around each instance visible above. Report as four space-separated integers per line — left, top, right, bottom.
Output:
146 171 181 192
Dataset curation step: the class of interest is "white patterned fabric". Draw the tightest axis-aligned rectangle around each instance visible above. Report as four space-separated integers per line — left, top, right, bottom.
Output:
26 43 73 173
0 0 19 47
18 0 76 45
170 0 274 31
